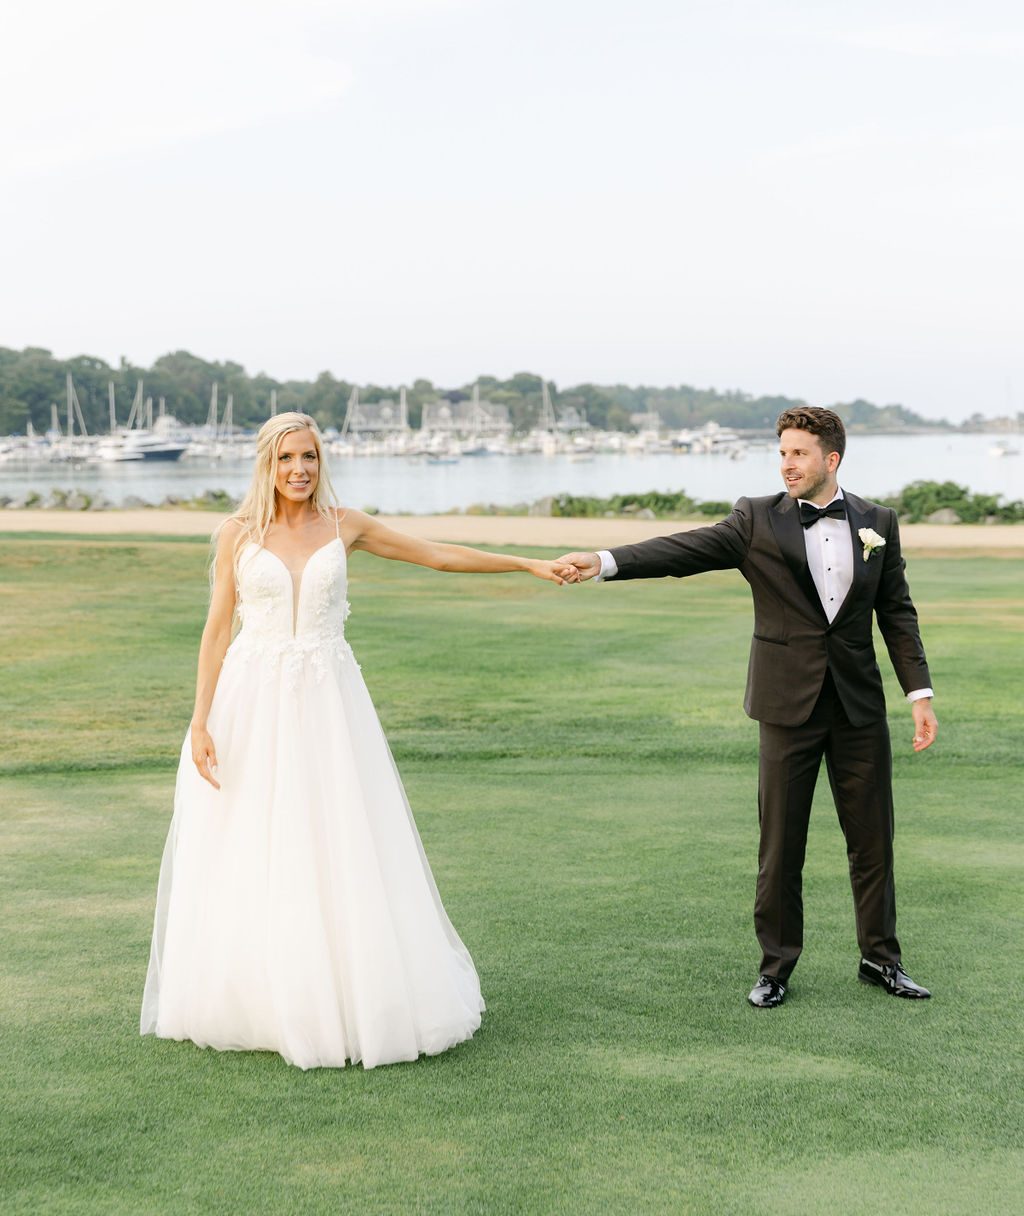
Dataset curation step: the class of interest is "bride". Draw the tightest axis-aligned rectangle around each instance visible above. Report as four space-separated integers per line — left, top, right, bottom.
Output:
140 412 575 1070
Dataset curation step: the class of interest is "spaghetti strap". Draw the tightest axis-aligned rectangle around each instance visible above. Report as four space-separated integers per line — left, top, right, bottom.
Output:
335 508 341 539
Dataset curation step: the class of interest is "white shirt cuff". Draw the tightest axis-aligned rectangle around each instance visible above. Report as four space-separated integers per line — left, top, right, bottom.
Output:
596 550 618 581
906 688 934 703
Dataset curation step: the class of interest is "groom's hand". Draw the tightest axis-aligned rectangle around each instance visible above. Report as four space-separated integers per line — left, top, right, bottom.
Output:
911 699 938 752
555 551 602 582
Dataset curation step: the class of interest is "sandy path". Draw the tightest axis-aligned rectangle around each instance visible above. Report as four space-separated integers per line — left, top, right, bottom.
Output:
2 509 1022 552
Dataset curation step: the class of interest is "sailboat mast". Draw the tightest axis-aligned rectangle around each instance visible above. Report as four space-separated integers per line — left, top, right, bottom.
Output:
341 387 358 439
71 380 89 439
126 380 143 430
540 381 556 431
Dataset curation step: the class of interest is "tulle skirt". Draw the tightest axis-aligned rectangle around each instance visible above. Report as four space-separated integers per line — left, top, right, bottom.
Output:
140 638 484 1070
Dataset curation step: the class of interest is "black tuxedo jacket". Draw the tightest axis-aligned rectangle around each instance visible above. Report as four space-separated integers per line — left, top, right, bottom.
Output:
608 491 932 728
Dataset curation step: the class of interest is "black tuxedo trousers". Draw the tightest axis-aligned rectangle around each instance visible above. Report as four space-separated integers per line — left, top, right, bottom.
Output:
608 491 931 980
757 670 898 979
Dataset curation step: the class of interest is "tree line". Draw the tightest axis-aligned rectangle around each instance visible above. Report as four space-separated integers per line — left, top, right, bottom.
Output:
0 346 952 437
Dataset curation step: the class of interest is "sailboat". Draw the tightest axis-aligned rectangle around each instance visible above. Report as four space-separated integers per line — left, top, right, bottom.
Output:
96 381 187 461
49 374 92 462
524 381 559 455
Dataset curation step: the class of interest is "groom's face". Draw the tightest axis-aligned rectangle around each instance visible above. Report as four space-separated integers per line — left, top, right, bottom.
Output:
779 428 840 503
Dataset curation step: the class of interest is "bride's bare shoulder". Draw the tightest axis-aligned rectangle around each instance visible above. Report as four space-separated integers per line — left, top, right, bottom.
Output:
213 517 246 555
335 507 386 553
333 506 373 533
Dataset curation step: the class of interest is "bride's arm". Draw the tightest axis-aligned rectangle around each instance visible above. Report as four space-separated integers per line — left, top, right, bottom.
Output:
346 510 577 584
190 521 241 789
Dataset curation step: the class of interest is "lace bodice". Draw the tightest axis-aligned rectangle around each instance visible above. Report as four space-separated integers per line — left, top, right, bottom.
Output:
227 538 354 683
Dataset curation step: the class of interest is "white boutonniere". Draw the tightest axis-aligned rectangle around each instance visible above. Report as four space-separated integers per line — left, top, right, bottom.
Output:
858 527 886 562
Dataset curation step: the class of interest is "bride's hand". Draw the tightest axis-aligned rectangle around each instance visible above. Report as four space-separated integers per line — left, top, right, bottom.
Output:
526 559 580 585
191 723 221 790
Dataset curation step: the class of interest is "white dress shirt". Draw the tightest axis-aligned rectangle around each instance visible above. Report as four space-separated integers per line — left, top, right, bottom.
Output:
596 488 932 702
801 488 852 624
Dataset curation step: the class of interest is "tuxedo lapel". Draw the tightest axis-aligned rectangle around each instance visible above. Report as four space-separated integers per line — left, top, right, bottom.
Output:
830 493 876 628
768 495 828 622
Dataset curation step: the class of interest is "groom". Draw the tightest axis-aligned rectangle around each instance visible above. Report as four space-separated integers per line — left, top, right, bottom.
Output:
558 408 937 1008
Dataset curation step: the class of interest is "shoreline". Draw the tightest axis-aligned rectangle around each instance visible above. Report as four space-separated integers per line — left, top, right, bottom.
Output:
2 509 1022 551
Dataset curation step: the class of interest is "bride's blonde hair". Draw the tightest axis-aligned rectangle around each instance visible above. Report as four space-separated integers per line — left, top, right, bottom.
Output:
213 412 340 592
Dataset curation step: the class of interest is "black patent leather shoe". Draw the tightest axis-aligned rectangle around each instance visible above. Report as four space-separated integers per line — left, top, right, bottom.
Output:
748 975 786 1008
858 958 931 999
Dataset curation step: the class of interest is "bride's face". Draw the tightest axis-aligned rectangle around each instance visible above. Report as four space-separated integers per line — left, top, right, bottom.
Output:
274 429 320 504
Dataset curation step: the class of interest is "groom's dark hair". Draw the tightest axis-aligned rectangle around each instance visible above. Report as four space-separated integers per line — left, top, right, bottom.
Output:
776 406 846 465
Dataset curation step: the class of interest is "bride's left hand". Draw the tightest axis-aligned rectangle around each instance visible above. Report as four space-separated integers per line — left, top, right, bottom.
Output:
526 559 580 585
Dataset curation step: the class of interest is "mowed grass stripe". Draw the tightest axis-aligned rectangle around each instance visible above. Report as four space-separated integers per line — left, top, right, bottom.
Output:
0 538 1021 1213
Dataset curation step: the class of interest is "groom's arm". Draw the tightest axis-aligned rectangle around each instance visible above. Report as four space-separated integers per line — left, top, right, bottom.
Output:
874 508 932 695
603 497 753 581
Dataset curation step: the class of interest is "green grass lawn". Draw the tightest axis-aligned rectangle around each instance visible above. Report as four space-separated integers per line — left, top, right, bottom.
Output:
1 535 1022 1214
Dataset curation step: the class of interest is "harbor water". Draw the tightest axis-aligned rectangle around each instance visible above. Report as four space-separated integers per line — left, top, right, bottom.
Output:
0 434 1019 514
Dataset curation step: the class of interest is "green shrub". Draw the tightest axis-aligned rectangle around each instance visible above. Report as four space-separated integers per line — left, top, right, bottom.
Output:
550 491 698 518
878 480 1024 523
540 482 1024 522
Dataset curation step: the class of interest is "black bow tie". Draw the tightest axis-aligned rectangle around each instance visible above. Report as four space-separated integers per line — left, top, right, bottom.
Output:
799 500 846 528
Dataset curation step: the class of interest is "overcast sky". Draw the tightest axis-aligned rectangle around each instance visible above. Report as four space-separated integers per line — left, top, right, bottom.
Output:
1 0 1021 421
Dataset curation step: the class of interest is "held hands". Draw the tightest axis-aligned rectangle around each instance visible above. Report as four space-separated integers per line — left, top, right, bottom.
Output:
526 558 583 585
911 699 938 753
553 551 602 582
191 722 221 789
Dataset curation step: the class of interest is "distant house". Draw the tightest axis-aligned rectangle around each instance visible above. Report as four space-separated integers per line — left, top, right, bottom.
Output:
556 404 589 432
421 389 512 436
341 389 410 436
348 397 409 433
630 410 663 431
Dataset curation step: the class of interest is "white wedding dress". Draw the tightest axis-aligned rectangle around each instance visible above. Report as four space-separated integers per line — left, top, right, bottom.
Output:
140 526 484 1070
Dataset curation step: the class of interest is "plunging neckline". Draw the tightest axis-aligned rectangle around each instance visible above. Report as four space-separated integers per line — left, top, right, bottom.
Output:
253 537 344 637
